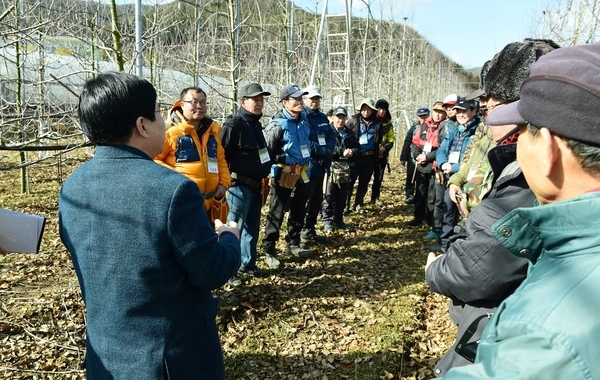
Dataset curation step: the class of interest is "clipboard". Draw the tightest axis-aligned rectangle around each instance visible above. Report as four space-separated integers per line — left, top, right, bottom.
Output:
0 208 46 254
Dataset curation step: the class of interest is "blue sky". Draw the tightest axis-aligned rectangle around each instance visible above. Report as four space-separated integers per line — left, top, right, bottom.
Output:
115 0 543 69
292 0 542 69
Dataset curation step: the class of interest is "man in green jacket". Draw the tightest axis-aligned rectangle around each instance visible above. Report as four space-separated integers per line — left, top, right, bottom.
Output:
442 42 600 379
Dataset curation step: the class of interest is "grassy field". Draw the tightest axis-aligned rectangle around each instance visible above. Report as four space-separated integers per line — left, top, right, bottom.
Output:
0 151 454 379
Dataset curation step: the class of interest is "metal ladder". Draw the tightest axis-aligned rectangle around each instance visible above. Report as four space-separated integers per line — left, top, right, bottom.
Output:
310 0 355 113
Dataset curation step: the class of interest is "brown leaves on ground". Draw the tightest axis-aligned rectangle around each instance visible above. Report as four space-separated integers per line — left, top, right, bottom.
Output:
0 155 455 379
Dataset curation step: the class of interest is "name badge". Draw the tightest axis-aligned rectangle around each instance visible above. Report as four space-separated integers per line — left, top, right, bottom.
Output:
258 147 271 164
359 134 368 145
448 151 460 164
208 157 219 173
318 134 326 146
300 144 310 158
466 165 479 181
423 142 432 154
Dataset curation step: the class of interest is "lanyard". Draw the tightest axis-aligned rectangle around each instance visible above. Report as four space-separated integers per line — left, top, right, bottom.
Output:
240 114 265 150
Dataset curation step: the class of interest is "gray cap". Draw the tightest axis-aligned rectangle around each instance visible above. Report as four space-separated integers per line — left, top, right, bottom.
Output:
238 83 271 99
486 43 600 146
304 85 322 98
279 84 308 101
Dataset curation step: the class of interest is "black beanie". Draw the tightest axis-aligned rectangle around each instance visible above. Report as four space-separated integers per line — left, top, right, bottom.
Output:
375 99 389 109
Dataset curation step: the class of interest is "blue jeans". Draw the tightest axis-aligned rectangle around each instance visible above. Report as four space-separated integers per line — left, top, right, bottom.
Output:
227 185 261 270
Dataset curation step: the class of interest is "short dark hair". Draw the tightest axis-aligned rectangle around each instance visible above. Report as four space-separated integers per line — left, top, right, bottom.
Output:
78 72 157 144
180 87 206 100
528 123 600 177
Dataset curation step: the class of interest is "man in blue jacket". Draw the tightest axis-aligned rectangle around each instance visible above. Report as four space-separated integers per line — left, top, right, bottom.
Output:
59 72 241 380
432 97 480 251
300 85 335 244
262 84 314 269
441 42 600 380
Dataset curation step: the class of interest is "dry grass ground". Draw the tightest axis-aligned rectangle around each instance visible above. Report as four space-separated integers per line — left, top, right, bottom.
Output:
0 152 456 379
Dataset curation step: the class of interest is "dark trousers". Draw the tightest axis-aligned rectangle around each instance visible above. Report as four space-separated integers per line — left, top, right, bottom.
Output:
262 181 310 251
303 174 325 232
347 154 376 209
440 189 459 247
371 156 387 202
322 180 349 223
413 170 434 222
432 178 446 232
405 159 416 197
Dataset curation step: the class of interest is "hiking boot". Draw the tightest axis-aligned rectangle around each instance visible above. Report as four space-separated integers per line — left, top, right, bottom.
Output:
404 195 415 204
238 265 266 277
424 230 440 241
323 222 334 234
355 204 365 214
286 242 313 258
301 229 328 244
343 205 352 215
333 220 352 232
406 218 423 226
374 198 383 206
228 276 242 287
265 254 281 269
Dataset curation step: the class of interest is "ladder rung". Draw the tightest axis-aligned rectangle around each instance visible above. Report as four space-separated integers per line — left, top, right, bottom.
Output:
327 33 348 37
329 52 348 55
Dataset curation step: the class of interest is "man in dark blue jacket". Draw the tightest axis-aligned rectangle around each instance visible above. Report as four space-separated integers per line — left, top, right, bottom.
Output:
300 85 335 244
59 72 241 380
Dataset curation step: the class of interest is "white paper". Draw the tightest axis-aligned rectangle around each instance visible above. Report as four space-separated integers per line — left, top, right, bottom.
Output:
0 208 46 254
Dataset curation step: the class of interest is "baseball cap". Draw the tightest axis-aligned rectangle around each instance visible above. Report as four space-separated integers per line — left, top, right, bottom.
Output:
238 83 271 99
442 94 458 106
279 84 308 102
432 101 445 112
465 89 486 101
416 107 430 116
452 97 476 110
333 106 348 116
304 85 322 98
486 43 600 146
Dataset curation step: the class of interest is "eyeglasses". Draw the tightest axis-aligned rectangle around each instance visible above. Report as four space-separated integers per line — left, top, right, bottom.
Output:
285 96 303 102
182 100 208 107
481 102 504 117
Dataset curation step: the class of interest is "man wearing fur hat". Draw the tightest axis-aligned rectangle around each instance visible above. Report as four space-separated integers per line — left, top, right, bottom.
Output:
425 38 559 377
441 41 600 380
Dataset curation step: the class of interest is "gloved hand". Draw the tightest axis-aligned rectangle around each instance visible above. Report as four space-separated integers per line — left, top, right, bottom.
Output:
276 154 287 164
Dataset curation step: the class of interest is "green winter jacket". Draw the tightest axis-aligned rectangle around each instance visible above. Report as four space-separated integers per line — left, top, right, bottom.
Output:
442 192 600 379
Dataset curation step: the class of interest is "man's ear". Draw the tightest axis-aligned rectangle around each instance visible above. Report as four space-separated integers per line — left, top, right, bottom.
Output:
133 116 148 138
539 127 560 178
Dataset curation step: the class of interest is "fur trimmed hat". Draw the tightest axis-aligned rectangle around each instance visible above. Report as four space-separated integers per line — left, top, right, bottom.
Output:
481 38 560 102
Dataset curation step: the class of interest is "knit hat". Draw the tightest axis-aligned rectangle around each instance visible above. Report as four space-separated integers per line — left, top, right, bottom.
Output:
482 38 560 102
486 43 600 146
375 99 390 109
